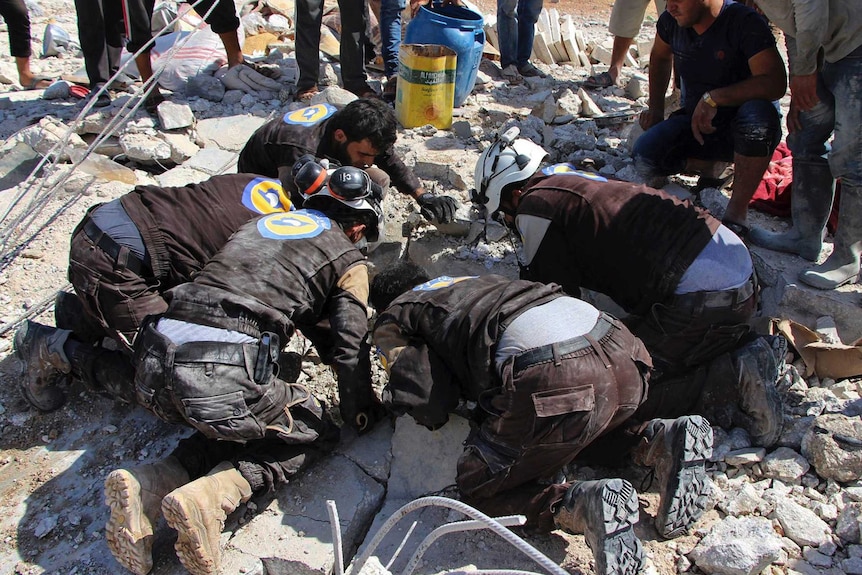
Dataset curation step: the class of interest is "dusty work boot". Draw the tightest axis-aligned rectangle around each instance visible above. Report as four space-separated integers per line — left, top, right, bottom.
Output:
749 158 835 261
104 456 190 575
13 320 72 411
554 479 645 575
800 183 862 289
633 416 713 539
731 336 785 447
161 461 252 575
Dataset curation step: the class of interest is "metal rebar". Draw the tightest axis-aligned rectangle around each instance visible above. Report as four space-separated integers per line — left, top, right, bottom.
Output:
327 500 345 575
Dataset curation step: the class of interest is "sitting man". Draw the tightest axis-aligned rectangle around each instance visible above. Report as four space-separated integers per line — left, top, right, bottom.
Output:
101 168 383 575
14 173 294 411
472 128 785 448
371 263 713 575
634 0 786 234
238 98 458 224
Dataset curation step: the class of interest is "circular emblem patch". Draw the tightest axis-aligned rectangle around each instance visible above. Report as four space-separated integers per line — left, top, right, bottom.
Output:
242 177 293 214
412 276 477 292
256 210 331 240
540 163 608 182
282 103 337 126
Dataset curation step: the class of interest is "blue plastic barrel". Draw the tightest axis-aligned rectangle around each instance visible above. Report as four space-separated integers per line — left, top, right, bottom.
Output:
404 4 485 107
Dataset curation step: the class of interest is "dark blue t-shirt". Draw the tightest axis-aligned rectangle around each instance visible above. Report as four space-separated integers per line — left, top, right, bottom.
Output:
657 0 775 114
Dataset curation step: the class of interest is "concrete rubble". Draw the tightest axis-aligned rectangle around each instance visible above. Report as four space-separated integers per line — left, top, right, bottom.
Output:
0 1 861 575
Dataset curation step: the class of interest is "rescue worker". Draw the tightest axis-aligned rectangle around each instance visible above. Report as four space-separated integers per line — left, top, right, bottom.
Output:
471 128 785 448
13 173 294 411
370 262 714 575
237 97 459 224
103 167 383 575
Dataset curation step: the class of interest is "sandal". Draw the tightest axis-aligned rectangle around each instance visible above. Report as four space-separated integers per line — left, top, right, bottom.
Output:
721 218 750 240
24 75 54 90
296 85 319 102
583 71 616 89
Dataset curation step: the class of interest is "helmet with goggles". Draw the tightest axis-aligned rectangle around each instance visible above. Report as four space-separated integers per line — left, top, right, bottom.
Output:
472 127 548 217
302 166 384 245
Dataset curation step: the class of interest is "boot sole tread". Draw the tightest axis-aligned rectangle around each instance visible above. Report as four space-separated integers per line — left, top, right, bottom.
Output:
162 493 219 575
591 479 645 575
657 416 713 539
104 470 154 575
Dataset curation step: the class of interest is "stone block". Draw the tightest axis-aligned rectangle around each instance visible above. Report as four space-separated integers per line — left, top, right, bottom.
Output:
195 115 267 151
156 101 195 130
184 148 238 175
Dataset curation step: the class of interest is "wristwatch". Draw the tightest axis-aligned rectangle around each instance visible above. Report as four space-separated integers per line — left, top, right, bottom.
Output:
702 91 718 108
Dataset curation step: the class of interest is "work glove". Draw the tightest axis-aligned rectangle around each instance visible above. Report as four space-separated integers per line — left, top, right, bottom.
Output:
417 192 458 224
216 64 282 94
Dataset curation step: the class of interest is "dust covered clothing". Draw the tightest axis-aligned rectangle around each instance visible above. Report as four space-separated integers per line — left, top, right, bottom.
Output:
372 274 651 530
68 174 291 347
236 104 421 197
134 211 371 491
515 168 755 374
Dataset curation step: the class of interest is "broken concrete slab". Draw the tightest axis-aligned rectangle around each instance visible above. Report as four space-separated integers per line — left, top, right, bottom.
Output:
156 101 195 130
183 147 238 175
155 165 214 187
223 450 386 573
120 132 172 163
0 142 41 191
194 115 267 151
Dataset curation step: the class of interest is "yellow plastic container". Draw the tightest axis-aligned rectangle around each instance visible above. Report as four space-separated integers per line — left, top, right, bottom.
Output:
395 44 457 130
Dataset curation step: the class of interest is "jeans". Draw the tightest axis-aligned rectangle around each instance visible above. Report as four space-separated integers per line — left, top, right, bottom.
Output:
633 99 782 179
496 0 543 69
380 0 406 79
788 44 862 187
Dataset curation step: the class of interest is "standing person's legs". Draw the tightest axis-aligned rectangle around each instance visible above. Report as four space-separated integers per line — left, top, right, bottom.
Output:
496 0 518 70
195 0 243 66
295 0 324 94
0 0 49 88
338 0 372 94
592 0 653 86
380 0 406 96
514 0 542 69
73 0 111 88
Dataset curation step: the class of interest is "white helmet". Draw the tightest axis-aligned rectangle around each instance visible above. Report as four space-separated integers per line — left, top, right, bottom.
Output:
472 127 548 217
303 166 384 246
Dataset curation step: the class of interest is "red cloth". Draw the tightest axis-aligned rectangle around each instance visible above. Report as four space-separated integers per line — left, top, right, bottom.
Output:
749 142 841 234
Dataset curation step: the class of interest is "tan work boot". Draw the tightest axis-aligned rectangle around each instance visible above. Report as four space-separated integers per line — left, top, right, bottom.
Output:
554 478 645 575
104 456 190 575
161 461 252 575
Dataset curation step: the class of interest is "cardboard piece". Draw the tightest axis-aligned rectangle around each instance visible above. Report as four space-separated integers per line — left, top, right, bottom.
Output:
774 318 862 379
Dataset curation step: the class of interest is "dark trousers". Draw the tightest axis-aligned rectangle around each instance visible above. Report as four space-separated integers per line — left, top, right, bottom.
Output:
73 0 124 87
457 315 651 532
0 0 31 57
68 210 167 350
295 0 368 92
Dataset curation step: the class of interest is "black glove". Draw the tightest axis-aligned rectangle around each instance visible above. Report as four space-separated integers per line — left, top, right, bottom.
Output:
417 193 458 224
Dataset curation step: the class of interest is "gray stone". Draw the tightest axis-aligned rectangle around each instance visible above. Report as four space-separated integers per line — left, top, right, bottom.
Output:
778 416 815 451
843 557 862 575
0 142 41 191
625 76 647 99
155 165 212 187
240 93 257 107
186 73 226 101
195 115 267 151
802 414 862 482
556 88 582 118
42 80 71 100
156 101 195 130
222 90 245 106
725 447 766 466
835 502 862 544
802 548 832 567
577 87 603 117
311 86 357 107
770 497 832 547
761 447 810 483
119 132 172 162
689 516 782 575
17 117 87 161
159 132 200 164
718 482 764 516
335 421 394 483
451 120 472 140
184 148 238 175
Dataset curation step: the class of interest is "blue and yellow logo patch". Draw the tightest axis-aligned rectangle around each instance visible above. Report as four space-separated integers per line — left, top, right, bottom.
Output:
412 276 477 292
242 177 293 214
541 163 607 182
282 103 337 126
256 210 331 240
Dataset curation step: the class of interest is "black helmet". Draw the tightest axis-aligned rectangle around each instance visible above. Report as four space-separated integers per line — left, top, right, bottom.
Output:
303 166 384 245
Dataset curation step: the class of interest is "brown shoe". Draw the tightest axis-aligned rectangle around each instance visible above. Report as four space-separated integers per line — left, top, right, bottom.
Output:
13 321 71 411
104 456 190 575
161 462 252 575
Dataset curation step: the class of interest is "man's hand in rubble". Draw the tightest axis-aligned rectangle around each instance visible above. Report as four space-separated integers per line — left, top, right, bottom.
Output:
417 192 458 224
216 63 282 94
